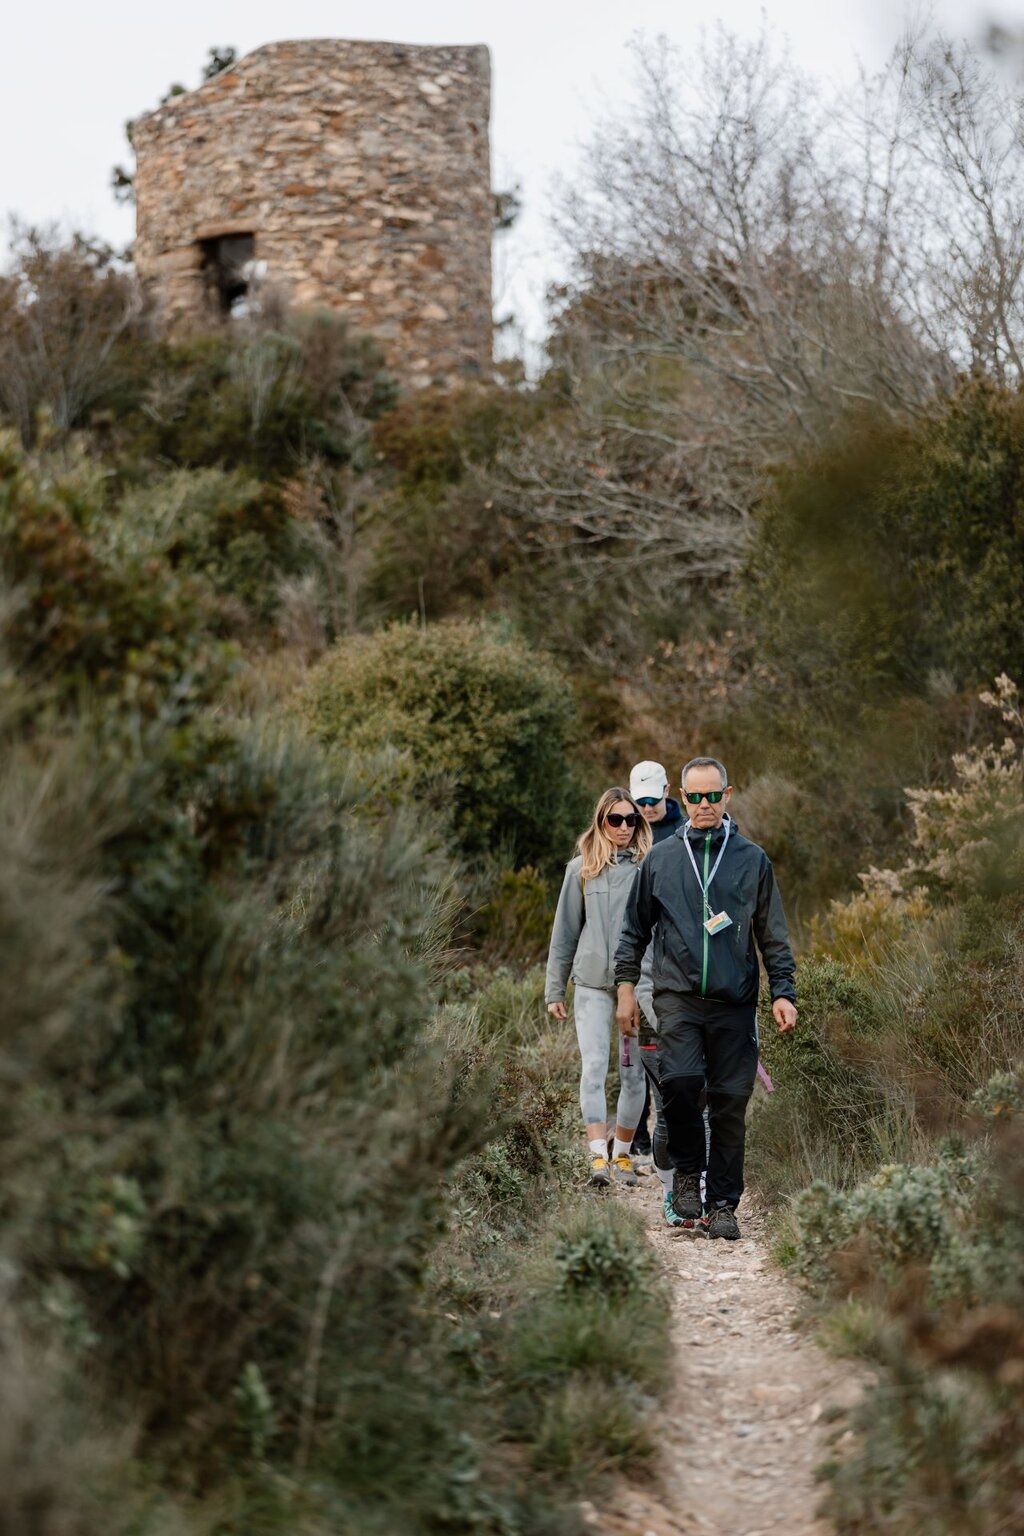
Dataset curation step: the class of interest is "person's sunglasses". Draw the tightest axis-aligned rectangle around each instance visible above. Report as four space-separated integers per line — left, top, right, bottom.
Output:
683 789 726 805
606 812 641 828
635 796 662 807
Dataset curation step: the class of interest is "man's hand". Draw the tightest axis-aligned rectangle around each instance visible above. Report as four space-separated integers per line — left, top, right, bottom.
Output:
616 984 640 1036
547 1001 567 1021
772 998 797 1033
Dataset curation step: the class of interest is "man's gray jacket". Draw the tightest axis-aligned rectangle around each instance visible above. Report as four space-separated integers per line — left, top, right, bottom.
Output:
614 818 796 1013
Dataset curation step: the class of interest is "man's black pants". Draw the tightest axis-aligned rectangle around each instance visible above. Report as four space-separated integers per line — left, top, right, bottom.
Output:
653 992 759 1209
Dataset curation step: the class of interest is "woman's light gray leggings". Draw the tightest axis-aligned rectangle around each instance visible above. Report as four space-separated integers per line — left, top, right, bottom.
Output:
574 985 648 1130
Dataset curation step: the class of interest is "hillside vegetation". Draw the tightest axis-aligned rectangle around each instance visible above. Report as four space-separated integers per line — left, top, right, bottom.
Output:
2 24 1024 1536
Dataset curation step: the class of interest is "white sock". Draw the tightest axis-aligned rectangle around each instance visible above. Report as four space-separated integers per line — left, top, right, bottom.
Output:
656 1166 673 1193
612 1138 632 1160
589 1139 607 1158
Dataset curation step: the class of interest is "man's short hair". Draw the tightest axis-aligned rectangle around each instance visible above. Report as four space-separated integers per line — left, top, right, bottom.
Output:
681 756 728 788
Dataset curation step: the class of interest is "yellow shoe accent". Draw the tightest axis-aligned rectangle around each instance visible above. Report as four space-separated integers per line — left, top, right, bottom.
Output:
591 1156 609 1170
613 1156 633 1171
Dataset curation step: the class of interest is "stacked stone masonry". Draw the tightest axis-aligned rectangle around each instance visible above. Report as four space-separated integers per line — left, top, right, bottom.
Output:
133 39 492 383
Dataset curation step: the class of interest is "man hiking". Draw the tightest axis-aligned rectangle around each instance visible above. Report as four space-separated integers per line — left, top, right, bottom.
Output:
614 757 797 1239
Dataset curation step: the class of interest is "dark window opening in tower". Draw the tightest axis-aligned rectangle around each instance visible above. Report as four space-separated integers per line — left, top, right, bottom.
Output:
199 233 255 316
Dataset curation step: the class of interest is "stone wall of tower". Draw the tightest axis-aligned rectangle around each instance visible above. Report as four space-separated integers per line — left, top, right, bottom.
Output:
133 39 492 383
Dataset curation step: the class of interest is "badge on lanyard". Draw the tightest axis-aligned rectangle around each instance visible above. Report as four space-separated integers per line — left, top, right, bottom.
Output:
685 818 733 937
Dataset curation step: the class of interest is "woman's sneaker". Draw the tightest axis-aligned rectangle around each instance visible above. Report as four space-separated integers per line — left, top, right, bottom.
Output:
662 1192 687 1229
589 1156 611 1188
705 1204 740 1240
612 1155 639 1187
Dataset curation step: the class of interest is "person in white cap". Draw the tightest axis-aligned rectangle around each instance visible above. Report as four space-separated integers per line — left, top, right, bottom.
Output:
626 761 684 1170
629 760 684 847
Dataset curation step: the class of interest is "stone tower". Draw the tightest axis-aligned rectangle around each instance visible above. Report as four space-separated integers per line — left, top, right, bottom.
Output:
132 40 492 384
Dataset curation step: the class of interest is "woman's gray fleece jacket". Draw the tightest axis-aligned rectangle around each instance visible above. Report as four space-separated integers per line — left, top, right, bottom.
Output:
545 851 643 1002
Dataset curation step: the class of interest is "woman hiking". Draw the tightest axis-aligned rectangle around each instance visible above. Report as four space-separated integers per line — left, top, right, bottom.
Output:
545 788 652 1188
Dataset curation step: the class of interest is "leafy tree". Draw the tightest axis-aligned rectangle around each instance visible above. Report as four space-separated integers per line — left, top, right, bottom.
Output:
747 379 1024 705
0 225 139 445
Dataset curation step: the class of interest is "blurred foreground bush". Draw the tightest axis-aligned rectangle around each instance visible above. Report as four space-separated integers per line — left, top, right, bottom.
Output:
799 1088 1024 1536
0 431 669 1531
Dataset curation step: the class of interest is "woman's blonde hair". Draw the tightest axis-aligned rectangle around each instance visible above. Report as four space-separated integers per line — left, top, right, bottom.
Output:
578 787 652 879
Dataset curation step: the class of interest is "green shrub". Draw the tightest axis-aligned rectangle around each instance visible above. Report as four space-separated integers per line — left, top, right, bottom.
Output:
791 1147 980 1291
824 1361 1023 1536
891 900 1024 1089
554 1218 653 1298
0 224 139 447
750 958 892 1202
113 313 395 478
364 384 539 624
804 1113 1024 1535
505 1204 666 1389
0 705 495 1478
448 964 549 1045
495 1201 669 1488
0 1314 191 1536
372 383 534 490
109 467 314 626
530 1375 653 1483
782 1069 1024 1536
747 380 1024 705
472 865 555 966
365 478 520 623
439 972 580 1244
972 1064 1024 1118
0 662 627 1532
300 618 588 870
725 381 1024 910
0 441 228 712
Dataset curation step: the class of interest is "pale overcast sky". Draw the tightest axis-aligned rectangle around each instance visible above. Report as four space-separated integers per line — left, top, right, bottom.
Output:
0 0 997 354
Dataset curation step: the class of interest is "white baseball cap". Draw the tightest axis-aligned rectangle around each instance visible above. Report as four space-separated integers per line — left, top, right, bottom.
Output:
629 760 668 801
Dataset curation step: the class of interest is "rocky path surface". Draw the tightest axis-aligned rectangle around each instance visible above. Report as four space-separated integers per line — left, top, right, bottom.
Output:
590 1174 866 1536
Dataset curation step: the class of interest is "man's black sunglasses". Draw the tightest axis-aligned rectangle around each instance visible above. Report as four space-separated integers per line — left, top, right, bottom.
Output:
635 796 662 807
683 789 726 805
606 812 641 828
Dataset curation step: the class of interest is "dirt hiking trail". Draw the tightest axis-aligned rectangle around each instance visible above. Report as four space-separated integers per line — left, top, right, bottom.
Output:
590 1175 867 1536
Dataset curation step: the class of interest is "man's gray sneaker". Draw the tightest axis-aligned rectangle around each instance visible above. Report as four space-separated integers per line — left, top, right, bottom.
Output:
671 1169 702 1221
612 1155 639 1187
705 1204 740 1240
589 1156 611 1188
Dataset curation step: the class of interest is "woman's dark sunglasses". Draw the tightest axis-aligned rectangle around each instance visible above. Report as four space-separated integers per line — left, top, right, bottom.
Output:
606 812 641 828
683 790 726 805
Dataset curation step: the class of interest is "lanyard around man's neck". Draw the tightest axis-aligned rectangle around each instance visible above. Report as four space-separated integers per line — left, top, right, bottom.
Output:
682 815 731 918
